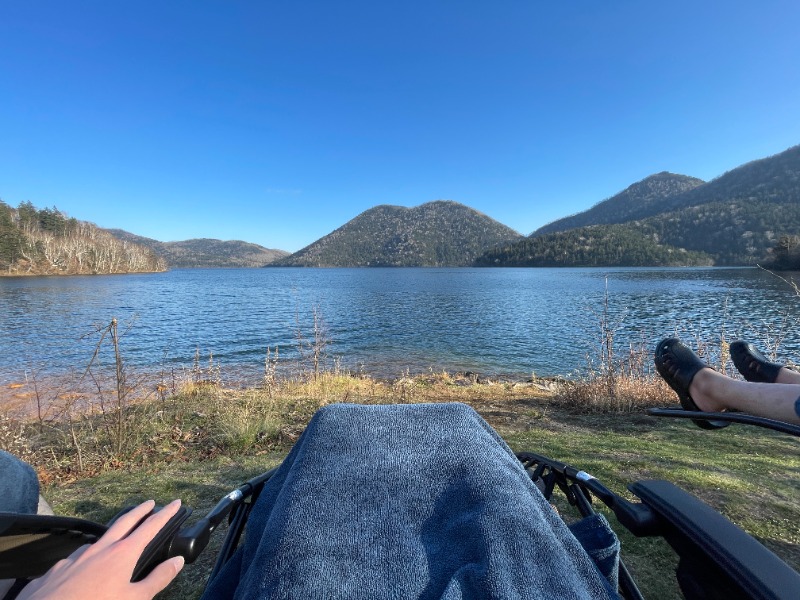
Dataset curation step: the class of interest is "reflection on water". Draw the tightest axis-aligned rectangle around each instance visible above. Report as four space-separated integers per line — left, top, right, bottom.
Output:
1 267 799 386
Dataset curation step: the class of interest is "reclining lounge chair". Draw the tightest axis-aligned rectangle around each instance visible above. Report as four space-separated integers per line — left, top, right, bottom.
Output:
1 403 798 599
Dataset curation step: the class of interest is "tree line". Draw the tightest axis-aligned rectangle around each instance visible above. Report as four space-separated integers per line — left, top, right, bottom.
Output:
0 200 166 275
475 224 713 267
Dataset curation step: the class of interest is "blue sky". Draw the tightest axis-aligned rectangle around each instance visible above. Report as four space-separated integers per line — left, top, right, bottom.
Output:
2 2 799 253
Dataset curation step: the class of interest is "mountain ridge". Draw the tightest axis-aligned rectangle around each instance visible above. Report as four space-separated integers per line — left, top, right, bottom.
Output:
657 144 800 215
483 144 800 267
107 230 289 268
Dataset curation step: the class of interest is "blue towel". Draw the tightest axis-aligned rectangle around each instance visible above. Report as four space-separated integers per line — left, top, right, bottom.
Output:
203 403 619 599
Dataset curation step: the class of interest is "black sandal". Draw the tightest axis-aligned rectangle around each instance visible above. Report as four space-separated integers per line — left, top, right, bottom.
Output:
729 341 784 383
654 338 730 430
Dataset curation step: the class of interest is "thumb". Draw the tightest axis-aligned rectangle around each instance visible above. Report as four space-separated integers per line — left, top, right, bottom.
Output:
138 555 185 597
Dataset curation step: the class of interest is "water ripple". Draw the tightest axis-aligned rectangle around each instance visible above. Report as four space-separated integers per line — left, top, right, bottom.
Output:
1 267 799 386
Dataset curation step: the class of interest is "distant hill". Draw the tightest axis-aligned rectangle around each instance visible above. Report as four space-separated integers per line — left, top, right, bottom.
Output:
0 202 165 275
534 172 705 235
107 230 289 268
274 200 523 267
488 144 800 267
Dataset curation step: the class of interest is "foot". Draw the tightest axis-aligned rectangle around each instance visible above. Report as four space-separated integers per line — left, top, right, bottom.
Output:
654 338 730 430
729 341 784 383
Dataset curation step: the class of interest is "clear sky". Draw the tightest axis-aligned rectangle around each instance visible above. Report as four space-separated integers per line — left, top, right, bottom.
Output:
2 1 799 253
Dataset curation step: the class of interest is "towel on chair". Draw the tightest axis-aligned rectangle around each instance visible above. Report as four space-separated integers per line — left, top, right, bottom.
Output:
203 403 619 599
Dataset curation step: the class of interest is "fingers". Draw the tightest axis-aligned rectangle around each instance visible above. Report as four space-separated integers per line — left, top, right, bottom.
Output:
125 499 182 550
92 498 180 559
137 555 185 596
15 500 185 600
95 500 157 550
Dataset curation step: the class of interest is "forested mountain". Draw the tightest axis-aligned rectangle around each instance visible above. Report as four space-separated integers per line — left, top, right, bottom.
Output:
0 201 165 275
488 144 800 267
476 224 712 267
274 200 523 267
534 172 705 235
630 198 800 264
107 230 288 268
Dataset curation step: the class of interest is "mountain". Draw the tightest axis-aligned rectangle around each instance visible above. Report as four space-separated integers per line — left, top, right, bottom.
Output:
0 202 165 275
489 144 800 267
601 145 800 264
628 198 800 265
107 230 289 268
534 172 705 235
274 200 523 267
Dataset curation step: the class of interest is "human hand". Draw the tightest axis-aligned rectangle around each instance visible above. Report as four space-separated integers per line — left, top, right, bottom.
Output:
17 499 185 600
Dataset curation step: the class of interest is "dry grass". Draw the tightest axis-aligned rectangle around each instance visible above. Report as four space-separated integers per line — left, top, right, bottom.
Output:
553 342 676 412
0 328 751 483
554 372 675 412
1 369 556 482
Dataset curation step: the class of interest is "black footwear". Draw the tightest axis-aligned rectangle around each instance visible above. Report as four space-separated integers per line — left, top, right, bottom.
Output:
654 338 730 430
729 341 784 383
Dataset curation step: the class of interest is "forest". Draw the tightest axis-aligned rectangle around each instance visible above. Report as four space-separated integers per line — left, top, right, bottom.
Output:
0 201 165 275
476 224 713 267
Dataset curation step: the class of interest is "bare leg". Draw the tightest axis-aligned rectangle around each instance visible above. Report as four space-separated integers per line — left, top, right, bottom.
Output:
691 369 800 424
775 367 800 385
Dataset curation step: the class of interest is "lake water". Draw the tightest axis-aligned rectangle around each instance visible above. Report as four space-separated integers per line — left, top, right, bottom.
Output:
2 267 800 389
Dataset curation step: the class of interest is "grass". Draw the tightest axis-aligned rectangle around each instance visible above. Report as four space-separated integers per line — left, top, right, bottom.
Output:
5 369 795 600
502 409 800 599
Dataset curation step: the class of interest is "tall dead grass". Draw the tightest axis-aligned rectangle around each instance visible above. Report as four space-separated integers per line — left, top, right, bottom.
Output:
552 278 674 412
23 376 529 481
2 321 542 481
553 343 675 412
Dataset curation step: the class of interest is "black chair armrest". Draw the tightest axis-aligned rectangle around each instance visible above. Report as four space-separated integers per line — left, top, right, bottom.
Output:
629 480 800 600
0 512 107 579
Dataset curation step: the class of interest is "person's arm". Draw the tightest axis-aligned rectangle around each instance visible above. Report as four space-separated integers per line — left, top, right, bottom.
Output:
17 499 185 600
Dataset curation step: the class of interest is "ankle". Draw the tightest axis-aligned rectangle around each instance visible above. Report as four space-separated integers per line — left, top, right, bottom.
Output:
775 367 800 385
688 368 726 412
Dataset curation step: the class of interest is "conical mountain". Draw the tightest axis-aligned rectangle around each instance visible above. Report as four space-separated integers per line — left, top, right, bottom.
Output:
276 200 523 267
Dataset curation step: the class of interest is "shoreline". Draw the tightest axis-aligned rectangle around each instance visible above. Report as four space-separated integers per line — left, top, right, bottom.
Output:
0 268 168 278
0 367 568 420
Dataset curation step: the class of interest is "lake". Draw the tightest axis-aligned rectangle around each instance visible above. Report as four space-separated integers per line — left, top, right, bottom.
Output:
2 267 799 390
